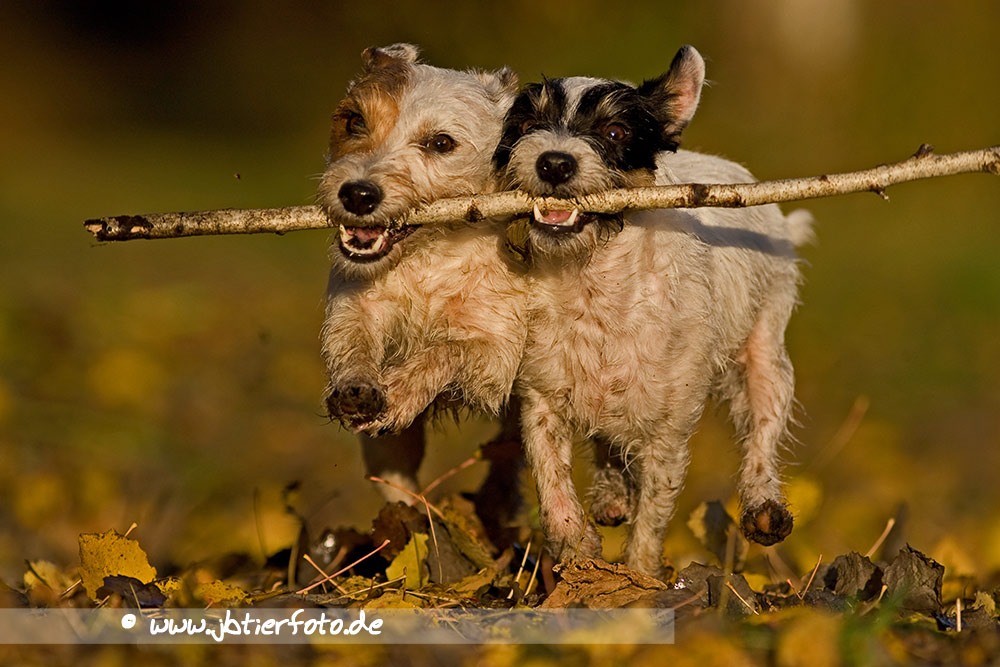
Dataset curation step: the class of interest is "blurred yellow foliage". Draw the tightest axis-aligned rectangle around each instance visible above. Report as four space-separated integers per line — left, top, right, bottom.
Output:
784 474 823 527
0 379 11 425
13 470 70 527
774 609 842 667
86 348 166 413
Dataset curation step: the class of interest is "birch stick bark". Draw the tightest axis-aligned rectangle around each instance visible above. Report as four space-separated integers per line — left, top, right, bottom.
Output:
84 144 999 242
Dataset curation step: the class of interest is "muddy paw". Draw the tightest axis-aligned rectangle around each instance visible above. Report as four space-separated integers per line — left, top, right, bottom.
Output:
740 499 794 546
588 466 634 527
549 522 603 564
325 380 386 430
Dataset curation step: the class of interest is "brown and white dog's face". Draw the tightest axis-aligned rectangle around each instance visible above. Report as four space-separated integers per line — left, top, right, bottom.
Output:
319 44 518 280
493 46 705 260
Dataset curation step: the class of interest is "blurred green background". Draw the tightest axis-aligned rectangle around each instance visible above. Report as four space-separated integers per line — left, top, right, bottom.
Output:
1 1 998 585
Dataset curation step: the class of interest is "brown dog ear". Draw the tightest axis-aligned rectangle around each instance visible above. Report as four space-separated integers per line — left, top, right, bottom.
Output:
638 45 705 151
477 66 520 104
362 43 421 72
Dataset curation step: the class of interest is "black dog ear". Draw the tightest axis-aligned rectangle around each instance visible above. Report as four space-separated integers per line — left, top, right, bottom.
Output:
362 43 421 72
637 45 705 151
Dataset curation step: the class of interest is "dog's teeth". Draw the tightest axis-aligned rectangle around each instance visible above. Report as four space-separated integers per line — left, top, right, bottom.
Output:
339 224 349 240
533 203 543 223
371 233 387 253
566 208 579 227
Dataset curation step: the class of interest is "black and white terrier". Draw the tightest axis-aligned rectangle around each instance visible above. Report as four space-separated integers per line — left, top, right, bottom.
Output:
495 46 812 577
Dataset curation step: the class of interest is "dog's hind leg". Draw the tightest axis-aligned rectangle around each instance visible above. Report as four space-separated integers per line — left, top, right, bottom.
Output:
623 407 698 579
588 438 637 527
360 411 427 505
732 299 796 546
474 398 524 549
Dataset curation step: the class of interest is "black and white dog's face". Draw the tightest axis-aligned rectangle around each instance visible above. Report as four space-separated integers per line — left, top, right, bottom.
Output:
493 46 705 259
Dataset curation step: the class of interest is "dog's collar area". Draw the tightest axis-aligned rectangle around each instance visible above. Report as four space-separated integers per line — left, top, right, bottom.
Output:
338 223 418 262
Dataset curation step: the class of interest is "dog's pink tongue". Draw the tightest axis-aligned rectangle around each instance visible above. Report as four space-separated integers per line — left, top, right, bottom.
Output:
348 226 385 241
541 210 573 224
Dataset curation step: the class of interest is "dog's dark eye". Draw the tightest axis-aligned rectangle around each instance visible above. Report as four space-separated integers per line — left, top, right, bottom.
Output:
345 112 367 135
422 133 456 154
520 119 538 134
605 123 630 142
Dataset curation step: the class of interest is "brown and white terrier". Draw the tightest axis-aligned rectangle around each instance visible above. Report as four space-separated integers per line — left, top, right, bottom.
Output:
319 44 526 544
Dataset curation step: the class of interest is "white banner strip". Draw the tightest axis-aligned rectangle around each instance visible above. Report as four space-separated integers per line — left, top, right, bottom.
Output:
0 608 675 645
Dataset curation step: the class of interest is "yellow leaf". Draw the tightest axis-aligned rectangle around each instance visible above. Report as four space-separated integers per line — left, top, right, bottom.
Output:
386 533 429 589
156 577 182 595
78 529 157 600
361 590 424 609
24 560 74 592
194 580 248 606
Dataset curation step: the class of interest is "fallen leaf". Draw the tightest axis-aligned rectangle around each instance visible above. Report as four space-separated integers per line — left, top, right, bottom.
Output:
386 533 429 589
883 545 943 616
821 551 883 601
675 562 725 596
371 502 429 560
687 501 747 570
424 525 478 585
540 559 667 609
440 505 496 570
78 529 157 600
194 580 248 606
707 573 760 617
95 575 166 608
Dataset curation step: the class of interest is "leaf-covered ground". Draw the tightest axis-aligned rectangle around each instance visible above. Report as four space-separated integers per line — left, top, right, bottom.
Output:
3 485 999 665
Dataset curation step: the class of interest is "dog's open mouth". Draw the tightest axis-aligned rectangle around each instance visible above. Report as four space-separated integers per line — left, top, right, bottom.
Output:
530 203 597 234
338 224 418 261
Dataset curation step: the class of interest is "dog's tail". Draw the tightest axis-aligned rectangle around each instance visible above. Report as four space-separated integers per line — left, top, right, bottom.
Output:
786 209 816 247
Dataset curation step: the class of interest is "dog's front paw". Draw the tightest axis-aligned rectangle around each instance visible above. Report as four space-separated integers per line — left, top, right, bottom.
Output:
550 523 603 564
325 380 387 430
740 499 794 546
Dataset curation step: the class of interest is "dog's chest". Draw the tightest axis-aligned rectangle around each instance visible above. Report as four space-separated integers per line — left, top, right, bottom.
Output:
373 230 526 360
526 250 680 428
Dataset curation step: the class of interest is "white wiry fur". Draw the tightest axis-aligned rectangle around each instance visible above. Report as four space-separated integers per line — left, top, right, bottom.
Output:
504 49 810 578
319 45 527 501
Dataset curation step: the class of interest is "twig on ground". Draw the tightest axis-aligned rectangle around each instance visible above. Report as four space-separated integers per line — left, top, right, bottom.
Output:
507 539 532 600
84 144 1000 241
523 544 543 598
799 554 823 599
301 553 349 595
295 538 390 595
727 581 759 615
865 518 897 560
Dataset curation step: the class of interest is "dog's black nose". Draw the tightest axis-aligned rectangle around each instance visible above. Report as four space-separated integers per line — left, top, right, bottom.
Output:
536 151 578 185
338 181 383 215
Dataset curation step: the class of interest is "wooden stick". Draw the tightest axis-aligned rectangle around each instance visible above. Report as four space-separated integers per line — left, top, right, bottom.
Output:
83 144 1000 242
